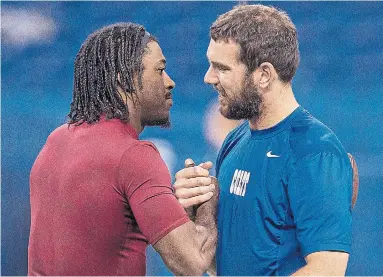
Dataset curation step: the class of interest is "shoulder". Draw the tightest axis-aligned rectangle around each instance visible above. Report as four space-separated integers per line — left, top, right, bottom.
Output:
117 140 170 187
218 120 248 155
120 140 161 164
221 120 248 150
45 123 70 144
118 140 169 178
50 123 69 136
288 109 347 160
226 120 248 140
216 121 248 173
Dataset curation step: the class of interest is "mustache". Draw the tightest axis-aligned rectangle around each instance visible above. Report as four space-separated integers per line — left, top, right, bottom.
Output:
213 85 227 96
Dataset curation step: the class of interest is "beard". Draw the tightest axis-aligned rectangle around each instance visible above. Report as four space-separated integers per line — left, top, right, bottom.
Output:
139 86 172 128
218 75 262 121
143 116 170 128
142 110 171 128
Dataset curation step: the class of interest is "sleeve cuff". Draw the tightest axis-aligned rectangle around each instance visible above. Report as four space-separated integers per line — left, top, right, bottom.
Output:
301 242 351 257
148 215 191 245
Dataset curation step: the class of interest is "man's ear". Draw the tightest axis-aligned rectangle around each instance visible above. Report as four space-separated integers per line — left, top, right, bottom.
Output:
253 62 277 89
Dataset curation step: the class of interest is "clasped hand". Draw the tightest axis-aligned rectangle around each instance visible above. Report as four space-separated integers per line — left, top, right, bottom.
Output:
173 158 217 208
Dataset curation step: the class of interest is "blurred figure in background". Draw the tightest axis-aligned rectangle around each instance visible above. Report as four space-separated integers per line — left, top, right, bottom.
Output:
28 22 217 276
174 4 357 276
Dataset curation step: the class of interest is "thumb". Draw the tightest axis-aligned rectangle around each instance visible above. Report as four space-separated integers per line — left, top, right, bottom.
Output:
184 158 195 168
198 161 213 170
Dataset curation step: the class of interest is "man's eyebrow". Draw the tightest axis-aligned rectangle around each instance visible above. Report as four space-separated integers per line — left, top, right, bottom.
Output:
211 61 231 70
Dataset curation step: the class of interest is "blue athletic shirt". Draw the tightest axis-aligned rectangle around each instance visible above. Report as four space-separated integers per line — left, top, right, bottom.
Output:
216 106 352 276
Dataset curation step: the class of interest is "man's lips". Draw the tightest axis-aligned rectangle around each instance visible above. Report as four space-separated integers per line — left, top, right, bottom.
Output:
165 93 173 107
217 91 226 98
213 85 226 97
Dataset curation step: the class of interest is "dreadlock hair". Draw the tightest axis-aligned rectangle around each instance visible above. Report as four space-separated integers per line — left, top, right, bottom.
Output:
68 22 157 126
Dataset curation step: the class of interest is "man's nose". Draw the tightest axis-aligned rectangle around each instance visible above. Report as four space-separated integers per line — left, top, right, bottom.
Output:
204 66 218 85
164 71 175 90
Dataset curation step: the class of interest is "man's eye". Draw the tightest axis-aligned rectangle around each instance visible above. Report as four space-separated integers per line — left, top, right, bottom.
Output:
213 65 229 72
158 68 166 74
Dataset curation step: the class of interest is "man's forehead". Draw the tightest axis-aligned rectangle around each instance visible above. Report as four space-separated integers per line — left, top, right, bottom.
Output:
143 41 166 64
206 39 240 61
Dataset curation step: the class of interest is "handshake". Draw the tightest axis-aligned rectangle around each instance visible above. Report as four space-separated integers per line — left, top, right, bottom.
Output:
173 158 219 218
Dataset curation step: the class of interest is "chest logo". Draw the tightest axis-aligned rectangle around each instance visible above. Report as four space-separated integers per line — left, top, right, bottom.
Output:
229 169 251 197
266 151 280 158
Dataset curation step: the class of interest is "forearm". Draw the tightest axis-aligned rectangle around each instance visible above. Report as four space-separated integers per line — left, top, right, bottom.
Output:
291 251 349 276
193 185 218 265
291 264 320 276
156 188 218 276
154 217 217 276
169 163 218 275
185 205 197 221
291 264 345 276
166 207 217 276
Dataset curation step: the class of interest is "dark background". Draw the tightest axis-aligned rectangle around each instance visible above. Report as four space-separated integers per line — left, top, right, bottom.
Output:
2 1 382 275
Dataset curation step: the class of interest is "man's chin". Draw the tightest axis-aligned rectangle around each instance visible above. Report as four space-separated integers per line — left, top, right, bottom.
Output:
144 116 171 128
219 106 229 119
219 106 240 120
219 105 256 121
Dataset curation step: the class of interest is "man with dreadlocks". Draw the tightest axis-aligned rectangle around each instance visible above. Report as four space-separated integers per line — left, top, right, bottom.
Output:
28 23 217 276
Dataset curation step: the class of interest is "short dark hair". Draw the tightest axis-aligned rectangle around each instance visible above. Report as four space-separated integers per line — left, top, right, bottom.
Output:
68 22 157 125
210 4 300 83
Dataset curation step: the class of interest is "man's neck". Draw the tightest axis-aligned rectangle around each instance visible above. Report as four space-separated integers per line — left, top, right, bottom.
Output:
118 87 144 135
249 85 299 130
128 117 144 136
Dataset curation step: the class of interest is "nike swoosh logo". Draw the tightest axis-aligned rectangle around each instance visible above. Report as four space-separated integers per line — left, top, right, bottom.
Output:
267 151 280 158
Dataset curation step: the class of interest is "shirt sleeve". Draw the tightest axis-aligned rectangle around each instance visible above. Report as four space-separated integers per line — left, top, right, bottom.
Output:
288 151 352 257
118 142 190 245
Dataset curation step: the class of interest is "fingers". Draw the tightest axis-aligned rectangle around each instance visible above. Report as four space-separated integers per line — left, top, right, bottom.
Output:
173 176 212 189
175 183 215 199
178 192 214 209
185 158 195 168
198 161 213 170
175 166 210 180
185 158 213 170
173 176 216 208
176 159 213 180
175 158 216 209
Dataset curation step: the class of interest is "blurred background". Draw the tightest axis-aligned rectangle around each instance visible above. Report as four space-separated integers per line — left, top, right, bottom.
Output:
1 1 382 276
